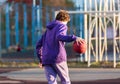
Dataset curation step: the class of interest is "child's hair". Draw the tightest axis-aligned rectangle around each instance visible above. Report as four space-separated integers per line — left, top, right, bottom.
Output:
55 10 70 22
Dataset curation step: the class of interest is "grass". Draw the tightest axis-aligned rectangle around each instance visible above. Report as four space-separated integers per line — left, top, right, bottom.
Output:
68 61 120 68
68 61 88 68
90 61 113 68
0 61 38 68
0 61 120 68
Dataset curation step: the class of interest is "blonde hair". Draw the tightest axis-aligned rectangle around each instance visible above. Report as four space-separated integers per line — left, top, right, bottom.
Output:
55 10 70 22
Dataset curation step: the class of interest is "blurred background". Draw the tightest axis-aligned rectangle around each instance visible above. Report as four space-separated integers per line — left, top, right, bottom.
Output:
0 0 120 68
0 0 84 65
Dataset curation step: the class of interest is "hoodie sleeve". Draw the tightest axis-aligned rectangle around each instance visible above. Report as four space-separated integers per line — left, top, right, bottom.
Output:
36 35 44 63
56 25 77 42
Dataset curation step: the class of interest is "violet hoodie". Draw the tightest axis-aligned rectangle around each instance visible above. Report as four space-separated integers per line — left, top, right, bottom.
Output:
36 20 77 65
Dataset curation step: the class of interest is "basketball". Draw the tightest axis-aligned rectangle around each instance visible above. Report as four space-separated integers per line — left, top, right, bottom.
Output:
73 39 87 54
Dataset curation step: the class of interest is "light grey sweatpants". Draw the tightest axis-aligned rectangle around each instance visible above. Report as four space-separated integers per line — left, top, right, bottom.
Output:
44 61 71 84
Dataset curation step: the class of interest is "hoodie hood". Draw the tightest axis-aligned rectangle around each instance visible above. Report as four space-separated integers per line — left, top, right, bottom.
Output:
46 20 62 30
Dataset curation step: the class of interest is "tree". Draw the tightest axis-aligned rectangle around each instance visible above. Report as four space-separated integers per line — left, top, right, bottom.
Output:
43 0 74 8
7 0 74 7
7 0 32 5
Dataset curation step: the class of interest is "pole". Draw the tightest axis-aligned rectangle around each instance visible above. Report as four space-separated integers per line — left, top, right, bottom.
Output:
79 0 84 62
15 3 19 45
0 6 1 59
23 4 28 48
33 0 36 6
37 5 40 40
5 3 10 48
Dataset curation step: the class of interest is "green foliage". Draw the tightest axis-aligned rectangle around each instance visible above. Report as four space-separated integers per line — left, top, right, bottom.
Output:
43 0 74 8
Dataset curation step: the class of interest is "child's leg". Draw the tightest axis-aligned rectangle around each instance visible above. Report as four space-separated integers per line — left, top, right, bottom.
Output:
44 65 57 84
54 62 71 84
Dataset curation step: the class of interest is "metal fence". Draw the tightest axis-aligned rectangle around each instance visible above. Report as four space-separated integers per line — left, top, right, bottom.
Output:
0 2 83 60
1 0 120 68
66 0 120 68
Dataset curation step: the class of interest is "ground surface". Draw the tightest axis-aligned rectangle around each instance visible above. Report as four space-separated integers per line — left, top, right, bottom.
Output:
0 68 120 84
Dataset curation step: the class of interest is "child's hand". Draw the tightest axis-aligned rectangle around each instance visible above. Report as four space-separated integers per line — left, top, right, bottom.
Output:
38 62 43 68
75 37 83 45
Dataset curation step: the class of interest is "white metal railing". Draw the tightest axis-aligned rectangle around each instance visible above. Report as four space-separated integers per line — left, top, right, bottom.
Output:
54 0 120 68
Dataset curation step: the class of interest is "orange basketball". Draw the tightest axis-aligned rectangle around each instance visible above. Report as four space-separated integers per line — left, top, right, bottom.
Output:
73 39 87 54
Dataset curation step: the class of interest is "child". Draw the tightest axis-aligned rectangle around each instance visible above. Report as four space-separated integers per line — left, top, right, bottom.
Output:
36 10 83 84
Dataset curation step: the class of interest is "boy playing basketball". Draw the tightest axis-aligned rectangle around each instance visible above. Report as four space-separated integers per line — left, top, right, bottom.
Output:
36 10 82 84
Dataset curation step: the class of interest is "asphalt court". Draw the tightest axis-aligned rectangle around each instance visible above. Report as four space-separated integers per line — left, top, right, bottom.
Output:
0 68 120 82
